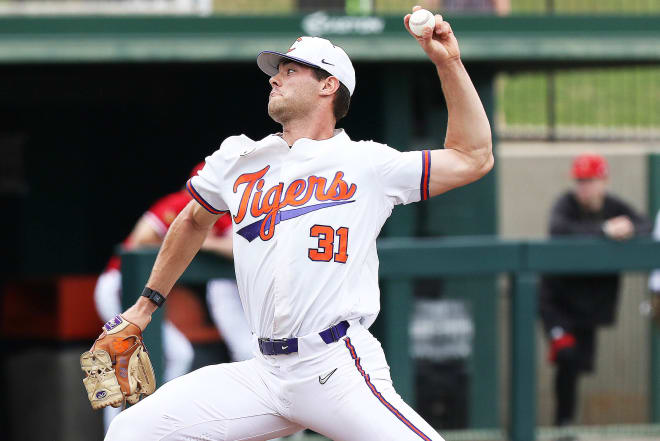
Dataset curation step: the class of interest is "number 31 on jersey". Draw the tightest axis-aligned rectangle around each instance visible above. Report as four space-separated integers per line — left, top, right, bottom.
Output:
308 225 349 263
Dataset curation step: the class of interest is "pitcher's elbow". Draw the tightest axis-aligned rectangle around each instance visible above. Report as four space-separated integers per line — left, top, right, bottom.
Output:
482 151 495 175
474 143 494 178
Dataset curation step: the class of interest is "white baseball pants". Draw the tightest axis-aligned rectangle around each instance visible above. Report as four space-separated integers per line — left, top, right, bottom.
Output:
105 322 444 441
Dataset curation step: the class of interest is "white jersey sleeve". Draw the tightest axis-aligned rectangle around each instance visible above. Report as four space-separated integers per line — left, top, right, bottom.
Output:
186 140 235 214
365 142 431 206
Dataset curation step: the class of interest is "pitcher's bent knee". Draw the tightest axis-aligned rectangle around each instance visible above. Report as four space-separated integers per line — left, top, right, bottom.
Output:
104 406 144 441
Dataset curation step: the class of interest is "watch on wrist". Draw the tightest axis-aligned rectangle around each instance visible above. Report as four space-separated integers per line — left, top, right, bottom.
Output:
141 287 166 308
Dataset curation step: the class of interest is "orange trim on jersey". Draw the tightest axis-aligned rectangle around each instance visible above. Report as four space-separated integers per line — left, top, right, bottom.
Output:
344 338 433 441
186 179 226 215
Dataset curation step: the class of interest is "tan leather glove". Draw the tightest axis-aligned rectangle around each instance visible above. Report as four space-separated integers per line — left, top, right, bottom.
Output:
81 315 156 409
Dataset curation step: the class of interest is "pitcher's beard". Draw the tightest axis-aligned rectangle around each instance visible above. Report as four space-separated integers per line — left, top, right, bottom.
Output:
268 96 309 125
268 100 293 125
267 101 286 124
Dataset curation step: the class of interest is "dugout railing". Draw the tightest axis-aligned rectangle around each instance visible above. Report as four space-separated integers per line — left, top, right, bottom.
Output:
121 237 660 441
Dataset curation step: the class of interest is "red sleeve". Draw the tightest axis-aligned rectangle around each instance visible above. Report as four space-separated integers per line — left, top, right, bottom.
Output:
144 191 192 237
105 191 193 272
211 213 233 237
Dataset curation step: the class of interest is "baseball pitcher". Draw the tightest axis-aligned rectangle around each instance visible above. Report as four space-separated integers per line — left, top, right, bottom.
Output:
89 7 493 440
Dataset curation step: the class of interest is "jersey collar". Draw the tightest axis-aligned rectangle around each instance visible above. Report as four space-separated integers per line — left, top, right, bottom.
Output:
271 129 349 149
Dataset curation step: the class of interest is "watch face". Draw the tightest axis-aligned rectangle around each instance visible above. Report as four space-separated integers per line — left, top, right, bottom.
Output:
142 288 165 306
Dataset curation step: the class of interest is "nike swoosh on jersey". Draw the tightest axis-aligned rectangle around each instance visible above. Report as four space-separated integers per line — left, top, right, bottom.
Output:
319 368 338 385
236 200 355 242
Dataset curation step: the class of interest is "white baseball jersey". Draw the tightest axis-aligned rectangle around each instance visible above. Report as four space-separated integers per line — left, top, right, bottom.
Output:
106 129 444 441
187 129 431 339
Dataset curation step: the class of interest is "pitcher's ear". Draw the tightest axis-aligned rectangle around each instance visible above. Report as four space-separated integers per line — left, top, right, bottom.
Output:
320 76 340 96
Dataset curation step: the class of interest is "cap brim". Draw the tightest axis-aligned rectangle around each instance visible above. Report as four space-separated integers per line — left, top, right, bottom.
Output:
257 51 321 77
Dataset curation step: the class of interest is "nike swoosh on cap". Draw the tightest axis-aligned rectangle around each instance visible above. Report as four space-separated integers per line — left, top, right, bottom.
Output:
321 59 335 66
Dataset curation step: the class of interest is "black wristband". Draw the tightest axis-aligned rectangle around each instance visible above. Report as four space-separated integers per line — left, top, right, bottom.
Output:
141 287 166 308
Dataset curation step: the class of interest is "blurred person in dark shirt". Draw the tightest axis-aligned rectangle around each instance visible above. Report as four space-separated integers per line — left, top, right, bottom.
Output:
539 152 652 427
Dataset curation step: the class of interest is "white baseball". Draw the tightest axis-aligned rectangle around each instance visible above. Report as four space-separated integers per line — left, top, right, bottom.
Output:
409 9 436 37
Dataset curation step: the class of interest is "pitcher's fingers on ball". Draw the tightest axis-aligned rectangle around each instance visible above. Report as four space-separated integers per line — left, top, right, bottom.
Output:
420 26 431 39
412 5 422 12
403 14 415 38
438 21 452 36
403 13 422 40
432 15 444 35
436 21 451 36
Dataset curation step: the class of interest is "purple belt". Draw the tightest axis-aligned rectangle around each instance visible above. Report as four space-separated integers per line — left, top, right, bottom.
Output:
258 320 350 355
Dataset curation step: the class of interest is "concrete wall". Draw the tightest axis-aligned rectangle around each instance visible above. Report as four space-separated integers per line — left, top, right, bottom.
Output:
497 141 659 426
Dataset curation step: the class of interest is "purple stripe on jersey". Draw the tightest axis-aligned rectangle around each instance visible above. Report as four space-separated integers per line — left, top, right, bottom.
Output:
420 150 431 201
186 179 226 215
236 200 355 242
425 150 431 200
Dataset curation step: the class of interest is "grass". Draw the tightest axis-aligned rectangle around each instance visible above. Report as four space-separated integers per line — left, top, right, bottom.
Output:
511 0 660 14
496 67 660 130
213 0 294 14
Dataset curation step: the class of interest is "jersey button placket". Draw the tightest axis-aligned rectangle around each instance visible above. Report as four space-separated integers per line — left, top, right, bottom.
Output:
271 159 289 338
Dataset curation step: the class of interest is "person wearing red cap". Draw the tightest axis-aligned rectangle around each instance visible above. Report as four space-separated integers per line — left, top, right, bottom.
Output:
539 152 652 427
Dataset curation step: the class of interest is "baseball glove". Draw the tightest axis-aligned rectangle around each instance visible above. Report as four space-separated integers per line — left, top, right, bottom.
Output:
81 315 156 410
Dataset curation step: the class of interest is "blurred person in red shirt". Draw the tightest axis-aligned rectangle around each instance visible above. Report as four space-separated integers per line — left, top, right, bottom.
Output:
94 162 252 431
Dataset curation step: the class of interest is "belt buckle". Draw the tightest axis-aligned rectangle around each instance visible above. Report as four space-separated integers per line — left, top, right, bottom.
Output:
329 325 339 342
259 337 292 355
258 338 274 355
272 338 289 353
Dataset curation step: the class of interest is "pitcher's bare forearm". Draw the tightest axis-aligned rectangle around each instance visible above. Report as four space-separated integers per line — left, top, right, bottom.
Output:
123 201 220 329
437 59 491 162
146 201 217 295
404 9 493 197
